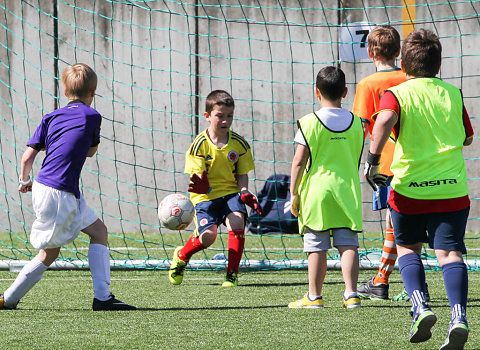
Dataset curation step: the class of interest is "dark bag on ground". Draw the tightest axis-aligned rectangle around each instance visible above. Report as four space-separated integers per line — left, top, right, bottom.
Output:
247 174 299 234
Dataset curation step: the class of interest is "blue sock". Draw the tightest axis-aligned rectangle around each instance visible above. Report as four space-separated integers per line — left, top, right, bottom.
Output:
442 261 468 315
398 253 426 308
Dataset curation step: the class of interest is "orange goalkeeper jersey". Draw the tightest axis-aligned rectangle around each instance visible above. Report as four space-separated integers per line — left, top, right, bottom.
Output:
352 68 406 176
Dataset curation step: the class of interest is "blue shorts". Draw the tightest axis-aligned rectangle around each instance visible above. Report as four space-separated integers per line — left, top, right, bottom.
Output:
389 206 469 254
372 176 392 211
194 193 247 235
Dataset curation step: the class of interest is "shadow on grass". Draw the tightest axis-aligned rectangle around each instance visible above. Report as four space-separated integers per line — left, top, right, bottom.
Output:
206 280 346 287
16 304 288 312
362 298 480 309
137 304 286 311
17 297 480 312
209 282 305 287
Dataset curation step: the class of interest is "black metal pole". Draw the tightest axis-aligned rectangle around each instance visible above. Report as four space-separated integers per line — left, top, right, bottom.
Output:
53 0 59 110
194 0 199 135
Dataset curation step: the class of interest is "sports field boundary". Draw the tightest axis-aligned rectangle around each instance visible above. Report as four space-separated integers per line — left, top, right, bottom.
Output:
3 257 479 272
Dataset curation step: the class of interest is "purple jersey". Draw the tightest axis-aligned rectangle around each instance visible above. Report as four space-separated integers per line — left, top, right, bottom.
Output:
27 101 101 198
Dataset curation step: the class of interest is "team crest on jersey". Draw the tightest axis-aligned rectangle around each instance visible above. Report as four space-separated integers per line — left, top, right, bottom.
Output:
228 151 238 162
200 218 208 226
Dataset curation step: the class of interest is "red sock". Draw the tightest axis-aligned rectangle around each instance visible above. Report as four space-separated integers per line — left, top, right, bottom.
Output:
179 235 205 262
373 228 397 285
227 229 245 274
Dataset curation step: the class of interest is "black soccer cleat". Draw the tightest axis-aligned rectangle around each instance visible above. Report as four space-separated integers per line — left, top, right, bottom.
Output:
357 276 389 300
92 294 137 311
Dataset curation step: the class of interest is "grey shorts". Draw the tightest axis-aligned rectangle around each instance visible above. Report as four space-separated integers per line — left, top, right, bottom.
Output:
303 227 359 252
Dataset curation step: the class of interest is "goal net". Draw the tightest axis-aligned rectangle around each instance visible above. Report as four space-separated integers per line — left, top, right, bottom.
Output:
0 0 479 271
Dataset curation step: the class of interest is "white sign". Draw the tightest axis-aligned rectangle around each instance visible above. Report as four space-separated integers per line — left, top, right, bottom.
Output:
339 22 375 61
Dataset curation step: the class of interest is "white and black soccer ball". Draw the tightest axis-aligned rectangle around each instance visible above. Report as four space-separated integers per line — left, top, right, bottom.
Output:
158 193 194 230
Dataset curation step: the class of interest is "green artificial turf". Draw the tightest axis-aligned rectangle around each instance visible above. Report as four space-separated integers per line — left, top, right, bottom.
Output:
0 269 478 349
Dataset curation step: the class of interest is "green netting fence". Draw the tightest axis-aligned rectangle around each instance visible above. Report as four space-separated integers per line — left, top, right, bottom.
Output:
0 0 479 271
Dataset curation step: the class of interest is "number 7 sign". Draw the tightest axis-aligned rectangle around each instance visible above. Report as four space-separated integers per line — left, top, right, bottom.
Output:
338 22 375 61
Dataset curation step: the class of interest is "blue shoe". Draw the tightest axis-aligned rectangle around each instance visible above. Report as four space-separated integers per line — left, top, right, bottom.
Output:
409 303 437 343
439 317 469 350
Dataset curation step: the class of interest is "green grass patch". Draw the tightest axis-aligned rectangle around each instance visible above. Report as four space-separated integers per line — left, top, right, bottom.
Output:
0 269 479 349
0 231 480 270
1 230 480 270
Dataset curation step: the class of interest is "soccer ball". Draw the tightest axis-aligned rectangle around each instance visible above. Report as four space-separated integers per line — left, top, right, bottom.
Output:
158 193 194 230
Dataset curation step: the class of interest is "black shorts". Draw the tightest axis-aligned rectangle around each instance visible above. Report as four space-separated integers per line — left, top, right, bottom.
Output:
389 206 469 254
194 193 246 235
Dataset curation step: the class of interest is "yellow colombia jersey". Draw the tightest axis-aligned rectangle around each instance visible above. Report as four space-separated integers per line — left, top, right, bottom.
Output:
185 129 255 206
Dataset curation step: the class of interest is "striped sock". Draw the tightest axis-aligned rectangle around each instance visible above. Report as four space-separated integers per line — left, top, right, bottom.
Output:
411 289 426 309
452 304 466 320
373 228 397 285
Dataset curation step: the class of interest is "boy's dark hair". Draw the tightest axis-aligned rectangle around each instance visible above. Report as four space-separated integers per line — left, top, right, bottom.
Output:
367 25 401 60
401 29 442 77
316 66 346 101
62 63 97 99
205 90 235 114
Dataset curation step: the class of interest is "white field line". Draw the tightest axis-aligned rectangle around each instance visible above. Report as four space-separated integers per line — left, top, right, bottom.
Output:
4 247 480 252
2 258 479 272
1 246 480 251
0 247 300 251
2 275 480 283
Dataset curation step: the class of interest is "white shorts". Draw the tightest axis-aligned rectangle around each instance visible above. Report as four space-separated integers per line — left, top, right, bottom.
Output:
303 227 359 252
30 181 98 249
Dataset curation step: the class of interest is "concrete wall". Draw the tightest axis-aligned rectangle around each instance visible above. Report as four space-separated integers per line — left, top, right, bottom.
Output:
0 0 479 235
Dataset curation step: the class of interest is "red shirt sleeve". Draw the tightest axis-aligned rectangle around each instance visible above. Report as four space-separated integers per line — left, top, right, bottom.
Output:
463 106 474 139
375 90 400 115
373 90 400 139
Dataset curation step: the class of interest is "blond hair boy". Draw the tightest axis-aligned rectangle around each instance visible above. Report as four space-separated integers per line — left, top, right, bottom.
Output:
1 63 136 311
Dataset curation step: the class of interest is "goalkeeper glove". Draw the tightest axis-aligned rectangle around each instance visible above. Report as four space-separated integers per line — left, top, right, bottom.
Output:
240 190 263 215
188 170 212 194
364 151 388 191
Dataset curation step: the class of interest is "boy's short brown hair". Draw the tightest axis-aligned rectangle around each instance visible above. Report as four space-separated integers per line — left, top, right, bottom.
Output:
401 29 441 77
367 25 401 60
316 66 346 101
205 90 234 114
61 63 97 99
